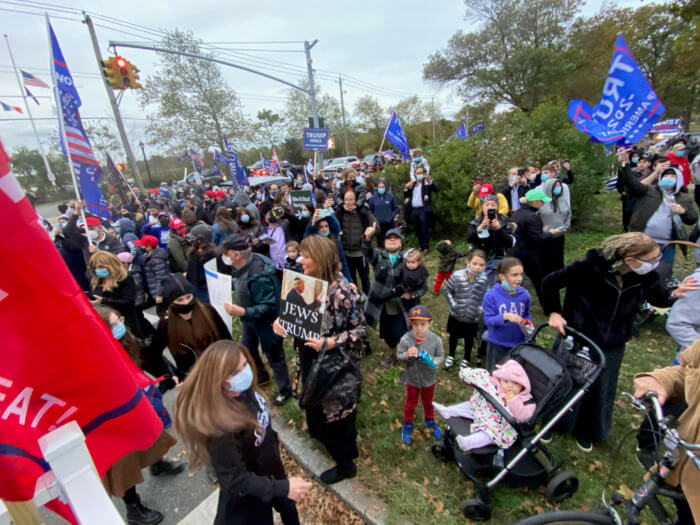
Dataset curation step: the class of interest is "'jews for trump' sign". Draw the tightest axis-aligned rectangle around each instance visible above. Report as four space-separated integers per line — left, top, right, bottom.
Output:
279 270 327 339
568 33 665 147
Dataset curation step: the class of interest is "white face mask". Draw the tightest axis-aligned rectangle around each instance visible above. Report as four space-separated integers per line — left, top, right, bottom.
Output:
222 254 233 266
87 230 99 241
630 259 659 275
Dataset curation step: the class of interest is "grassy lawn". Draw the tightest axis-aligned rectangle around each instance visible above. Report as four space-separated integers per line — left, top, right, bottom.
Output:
274 191 696 524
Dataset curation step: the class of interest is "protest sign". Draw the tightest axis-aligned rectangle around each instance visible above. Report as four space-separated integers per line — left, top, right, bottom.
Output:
302 128 330 151
204 258 232 335
278 270 327 339
290 190 313 214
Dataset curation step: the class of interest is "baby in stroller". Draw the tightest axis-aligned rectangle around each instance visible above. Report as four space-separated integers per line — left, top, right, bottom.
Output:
435 359 535 451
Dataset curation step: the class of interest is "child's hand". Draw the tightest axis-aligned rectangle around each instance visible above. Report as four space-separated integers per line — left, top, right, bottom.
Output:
503 312 523 324
444 239 451 245
407 346 418 358
400 292 411 300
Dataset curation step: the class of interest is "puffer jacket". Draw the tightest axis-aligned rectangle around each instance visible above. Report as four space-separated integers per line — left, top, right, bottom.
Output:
140 247 171 298
444 269 489 322
117 218 139 256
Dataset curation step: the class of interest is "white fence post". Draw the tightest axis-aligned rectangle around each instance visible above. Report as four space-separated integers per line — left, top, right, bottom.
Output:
38 421 124 524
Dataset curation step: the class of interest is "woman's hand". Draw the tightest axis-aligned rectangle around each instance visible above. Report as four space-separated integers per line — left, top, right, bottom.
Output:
305 337 335 352
670 204 685 215
287 477 312 501
671 276 699 298
478 217 490 232
272 318 288 338
548 312 567 335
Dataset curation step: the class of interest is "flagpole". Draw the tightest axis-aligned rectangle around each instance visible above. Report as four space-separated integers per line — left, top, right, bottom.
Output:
45 13 90 243
313 151 317 179
3 33 55 186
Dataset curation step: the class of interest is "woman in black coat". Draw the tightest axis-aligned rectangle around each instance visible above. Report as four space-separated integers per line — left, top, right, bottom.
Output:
542 232 698 451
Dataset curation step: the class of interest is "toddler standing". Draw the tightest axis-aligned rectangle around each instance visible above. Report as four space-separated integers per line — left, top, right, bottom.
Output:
396 305 444 445
434 239 470 294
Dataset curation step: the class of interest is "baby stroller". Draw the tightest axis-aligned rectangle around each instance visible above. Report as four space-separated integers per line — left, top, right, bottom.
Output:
430 324 606 521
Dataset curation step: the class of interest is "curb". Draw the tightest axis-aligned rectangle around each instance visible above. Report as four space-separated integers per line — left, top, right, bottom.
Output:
272 414 411 525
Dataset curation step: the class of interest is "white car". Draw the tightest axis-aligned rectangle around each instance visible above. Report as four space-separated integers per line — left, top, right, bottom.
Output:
324 156 359 174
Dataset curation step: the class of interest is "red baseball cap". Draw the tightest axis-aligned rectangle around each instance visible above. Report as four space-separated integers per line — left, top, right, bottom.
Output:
205 190 216 197
85 216 102 226
478 183 494 199
134 235 158 248
170 218 186 231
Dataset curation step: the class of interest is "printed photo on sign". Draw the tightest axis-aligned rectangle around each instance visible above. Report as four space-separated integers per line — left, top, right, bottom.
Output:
290 190 313 214
279 269 327 339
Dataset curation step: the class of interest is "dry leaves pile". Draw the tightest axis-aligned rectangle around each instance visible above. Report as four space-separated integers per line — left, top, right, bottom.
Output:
279 448 364 525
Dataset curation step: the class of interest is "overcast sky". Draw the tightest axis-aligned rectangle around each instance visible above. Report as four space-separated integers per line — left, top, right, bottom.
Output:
0 0 644 156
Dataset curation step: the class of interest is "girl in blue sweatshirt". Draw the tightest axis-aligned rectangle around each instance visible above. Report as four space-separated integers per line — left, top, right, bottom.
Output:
482 257 532 370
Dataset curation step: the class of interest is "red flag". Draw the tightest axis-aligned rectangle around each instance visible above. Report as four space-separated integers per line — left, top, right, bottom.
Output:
0 137 162 508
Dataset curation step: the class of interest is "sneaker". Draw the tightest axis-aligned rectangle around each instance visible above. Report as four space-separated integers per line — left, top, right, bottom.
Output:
539 432 553 444
126 500 163 525
382 354 397 367
149 459 185 477
320 462 356 485
576 436 593 453
459 359 469 371
272 392 291 406
402 422 414 445
425 418 442 439
444 356 455 370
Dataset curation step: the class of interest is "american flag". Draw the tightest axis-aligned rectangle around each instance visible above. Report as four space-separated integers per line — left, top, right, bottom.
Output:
0 101 22 113
190 149 202 164
21 70 49 89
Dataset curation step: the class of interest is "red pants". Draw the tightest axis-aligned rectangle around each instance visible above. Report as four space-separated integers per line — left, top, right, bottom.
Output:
433 270 453 293
404 383 436 423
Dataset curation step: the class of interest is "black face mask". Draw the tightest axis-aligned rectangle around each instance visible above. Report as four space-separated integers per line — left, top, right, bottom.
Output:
268 216 278 224
171 296 196 314
159 218 170 227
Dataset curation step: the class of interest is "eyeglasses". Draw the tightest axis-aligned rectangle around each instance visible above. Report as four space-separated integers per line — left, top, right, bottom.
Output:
633 253 662 264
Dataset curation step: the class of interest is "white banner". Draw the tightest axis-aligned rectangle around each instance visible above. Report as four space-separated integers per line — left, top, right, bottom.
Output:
204 258 232 336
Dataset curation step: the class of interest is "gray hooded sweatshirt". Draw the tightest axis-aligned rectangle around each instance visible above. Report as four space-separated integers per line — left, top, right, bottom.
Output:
666 253 700 357
537 178 571 231
232 190 260 221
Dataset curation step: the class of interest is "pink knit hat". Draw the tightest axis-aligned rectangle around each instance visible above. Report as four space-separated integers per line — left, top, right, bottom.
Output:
117 252 133 264
493 359 531 393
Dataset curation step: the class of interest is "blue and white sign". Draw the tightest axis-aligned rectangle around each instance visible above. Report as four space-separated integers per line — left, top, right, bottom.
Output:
650 118 682 134
302 128 330 151
568 33 665 147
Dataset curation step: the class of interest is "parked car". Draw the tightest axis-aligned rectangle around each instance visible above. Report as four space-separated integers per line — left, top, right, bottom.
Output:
324 156 359 174
177 169 224 188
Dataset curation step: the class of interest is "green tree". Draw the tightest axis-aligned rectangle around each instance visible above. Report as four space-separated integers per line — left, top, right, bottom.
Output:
140 29 250 154
353 95 385 135
394 95 427 126
424 0 581 112
454 102 495 126
11 146 72 200
84 121 121 164
256 109 284 148
282 80 342 138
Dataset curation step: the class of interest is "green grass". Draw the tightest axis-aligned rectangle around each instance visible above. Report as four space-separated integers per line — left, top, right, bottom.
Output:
273 191 695 523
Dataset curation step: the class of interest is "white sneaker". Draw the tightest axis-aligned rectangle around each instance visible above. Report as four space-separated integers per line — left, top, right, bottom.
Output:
459 359 469 371
444 356 455 369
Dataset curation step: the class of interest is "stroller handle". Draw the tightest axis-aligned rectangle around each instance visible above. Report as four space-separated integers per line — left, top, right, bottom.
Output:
528 323 607 374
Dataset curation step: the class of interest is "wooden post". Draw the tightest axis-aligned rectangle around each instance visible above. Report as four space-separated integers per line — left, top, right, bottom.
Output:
1 501 43 525
313 151 318 178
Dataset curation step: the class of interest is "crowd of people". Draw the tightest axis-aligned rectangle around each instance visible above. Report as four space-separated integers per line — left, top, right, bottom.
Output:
40 135 700 524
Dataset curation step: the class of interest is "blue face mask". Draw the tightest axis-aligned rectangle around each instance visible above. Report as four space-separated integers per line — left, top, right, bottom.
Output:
631 156 640 163
501 280 517 292
95 268 110 278
225 363 254 393
112 321 126 340
416 174 424 181
677 150 686 157
553 186 562 196
389 253 399 265
659 177 676 190
377 188 386 195
301 210 310 218
320 230 330 237
241 214 250 223
114 226 121 234
466 266 485 277
540 173 550 183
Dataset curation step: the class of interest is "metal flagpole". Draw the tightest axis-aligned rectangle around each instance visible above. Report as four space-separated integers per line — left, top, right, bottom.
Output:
45 13 90 244
4 33 55 185
378 109 391 154
313 151 318 179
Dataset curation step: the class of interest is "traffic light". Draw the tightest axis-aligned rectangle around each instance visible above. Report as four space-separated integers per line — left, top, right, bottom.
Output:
101 57 125 90
116 163 127 172
126 62 142 90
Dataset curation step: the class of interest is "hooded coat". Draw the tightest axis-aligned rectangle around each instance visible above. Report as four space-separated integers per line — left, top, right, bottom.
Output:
232 191 261 222
537 179 571 231
117 218 139 256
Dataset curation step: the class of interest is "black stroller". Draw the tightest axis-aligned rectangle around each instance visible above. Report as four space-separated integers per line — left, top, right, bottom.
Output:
430 324 606 521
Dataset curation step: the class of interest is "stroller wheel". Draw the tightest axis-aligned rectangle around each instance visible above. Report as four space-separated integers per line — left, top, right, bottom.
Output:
545 470 579 503
461 496 491 522
431 440 450 462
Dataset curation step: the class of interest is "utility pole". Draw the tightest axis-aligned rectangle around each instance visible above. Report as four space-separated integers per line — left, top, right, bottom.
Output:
338 75 349 156
304 40 323 165
139 141 153 186
84 14 145 193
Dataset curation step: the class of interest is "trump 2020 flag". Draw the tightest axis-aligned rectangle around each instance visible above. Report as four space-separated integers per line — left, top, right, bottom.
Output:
453 123 468 140
568 33 665 146
384 110 410 160
650 118 682 134
471 122 485 134
0 136 162 516
223 134 249 187
49 22 110 219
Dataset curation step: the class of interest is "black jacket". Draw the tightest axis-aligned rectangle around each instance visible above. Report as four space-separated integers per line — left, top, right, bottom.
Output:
497 181 527 212
466 213 516 260
509 204 554 259
138 247 171 299
209 391 288 525
59 214 90 291
403 180 437 215
542 249 674 348
94 276 138 332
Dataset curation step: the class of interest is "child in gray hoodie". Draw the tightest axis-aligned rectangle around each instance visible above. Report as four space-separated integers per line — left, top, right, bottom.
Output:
397 305 444 445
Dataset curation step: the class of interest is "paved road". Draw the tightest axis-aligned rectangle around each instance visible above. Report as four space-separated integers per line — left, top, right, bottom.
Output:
35 201 64 221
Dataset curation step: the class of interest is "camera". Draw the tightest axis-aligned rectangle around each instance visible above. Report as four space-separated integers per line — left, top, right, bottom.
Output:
487 208 496 220
517 168 528 177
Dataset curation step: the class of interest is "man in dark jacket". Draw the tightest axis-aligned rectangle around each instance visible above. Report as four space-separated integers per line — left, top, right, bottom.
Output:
497 166 528 213
167 217 190 273
368 180 398 247
134 235 171 315
86 216 124 255
403 165 437 253
334 191 374 292
221 234 292 406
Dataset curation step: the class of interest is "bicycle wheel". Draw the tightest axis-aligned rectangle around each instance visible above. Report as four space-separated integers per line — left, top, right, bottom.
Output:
514 510 614 525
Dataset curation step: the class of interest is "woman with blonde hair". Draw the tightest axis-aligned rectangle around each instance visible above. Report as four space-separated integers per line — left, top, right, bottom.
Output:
174 340 309 525
273 234 365 485
542 231 699 452
88 250 150 339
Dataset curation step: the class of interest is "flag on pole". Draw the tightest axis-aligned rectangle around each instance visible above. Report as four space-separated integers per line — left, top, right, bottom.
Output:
471 122 485 134
0 101 22 113
189 149 202 172
223 134 248 187
568 33 665 146
270 150 280 176
383 110 410 160
25 86 40 106
0 135 162 515
49 22 110 219
105 154 131 205
261 153 273 174
21 69 49 89
649 118 682 134
304 158 313 183
177 151 190 162
452 123 468 140
213 150 228 167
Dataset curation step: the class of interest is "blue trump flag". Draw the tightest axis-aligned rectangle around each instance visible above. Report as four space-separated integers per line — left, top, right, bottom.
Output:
452 123 468 140
568 33 665 147
223 134 249 187
383 110 410 160
49 22 110 219
471 122 485 134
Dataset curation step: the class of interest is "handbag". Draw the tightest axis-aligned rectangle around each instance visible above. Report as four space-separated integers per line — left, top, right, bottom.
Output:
299 340 361 412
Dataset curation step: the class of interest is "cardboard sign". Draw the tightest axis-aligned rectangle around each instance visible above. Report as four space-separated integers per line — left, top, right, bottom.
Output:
279 269 328 339
290 190 313 214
